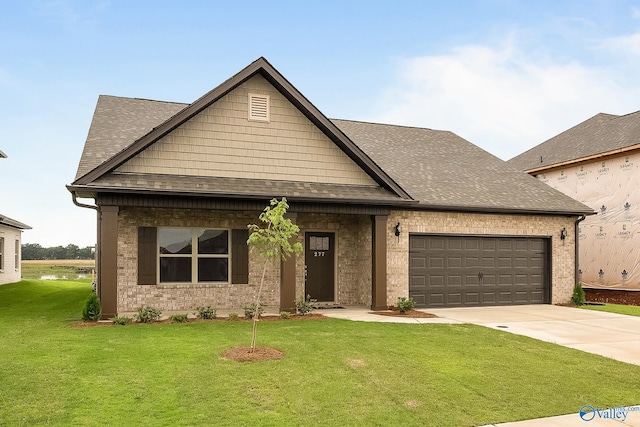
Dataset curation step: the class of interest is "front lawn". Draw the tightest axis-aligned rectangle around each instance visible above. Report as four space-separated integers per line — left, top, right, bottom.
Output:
1 280 639 426
582 303 640 317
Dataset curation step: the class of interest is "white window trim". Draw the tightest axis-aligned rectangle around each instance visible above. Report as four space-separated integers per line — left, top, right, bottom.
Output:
157 227 231 284
14 239 19 271
248 93 270 122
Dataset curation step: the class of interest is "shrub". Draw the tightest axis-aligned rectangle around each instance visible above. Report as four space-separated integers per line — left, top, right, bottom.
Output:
135 306 162 323
111 316 132 325
169 314 189 323
243 303 264 319
279 311 291 320
82 292 101 321
228 312 240 321
396 297 415 314
295 295 317 315
571 283 585 306
195 306 217 320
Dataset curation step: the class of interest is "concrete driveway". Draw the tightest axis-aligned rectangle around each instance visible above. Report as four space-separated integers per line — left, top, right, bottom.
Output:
424 304 640 366
322 304 640 366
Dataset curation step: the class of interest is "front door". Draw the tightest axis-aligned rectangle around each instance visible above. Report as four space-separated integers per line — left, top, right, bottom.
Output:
305 232 335 302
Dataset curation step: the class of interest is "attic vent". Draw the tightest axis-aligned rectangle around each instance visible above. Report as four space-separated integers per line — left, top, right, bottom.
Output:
248 93 270 122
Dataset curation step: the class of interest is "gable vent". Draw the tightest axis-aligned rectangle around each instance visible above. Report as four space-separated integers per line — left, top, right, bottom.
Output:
248 93 270 122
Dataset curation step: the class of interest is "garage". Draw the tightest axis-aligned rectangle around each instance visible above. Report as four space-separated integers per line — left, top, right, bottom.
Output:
409 235 550 307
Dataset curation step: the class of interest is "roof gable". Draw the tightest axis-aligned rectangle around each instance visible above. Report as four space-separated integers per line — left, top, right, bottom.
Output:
73 57 410 199
115 74 376 187
508 111 640 172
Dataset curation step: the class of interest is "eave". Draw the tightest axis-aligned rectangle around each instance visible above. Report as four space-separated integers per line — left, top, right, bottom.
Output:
525 143 640 174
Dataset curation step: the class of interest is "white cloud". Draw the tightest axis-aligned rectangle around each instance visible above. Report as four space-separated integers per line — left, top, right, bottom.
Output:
374 41 640 160
601 32 640 56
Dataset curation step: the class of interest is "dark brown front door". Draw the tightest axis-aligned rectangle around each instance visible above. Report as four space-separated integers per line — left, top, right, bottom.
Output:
305 232 335 302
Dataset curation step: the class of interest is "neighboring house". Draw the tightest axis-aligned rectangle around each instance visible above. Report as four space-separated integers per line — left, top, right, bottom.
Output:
68 57 592 319
0 214 31 285
509 111 640 290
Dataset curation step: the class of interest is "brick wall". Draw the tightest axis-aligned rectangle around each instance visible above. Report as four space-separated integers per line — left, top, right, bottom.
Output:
387 210 578 305
115 206 577 314
116 207 373 314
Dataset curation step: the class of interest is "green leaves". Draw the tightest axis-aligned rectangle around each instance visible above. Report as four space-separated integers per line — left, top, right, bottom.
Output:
247 197 303 261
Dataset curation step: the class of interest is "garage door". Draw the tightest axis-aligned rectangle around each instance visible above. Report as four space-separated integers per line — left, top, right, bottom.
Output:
409 235 549 307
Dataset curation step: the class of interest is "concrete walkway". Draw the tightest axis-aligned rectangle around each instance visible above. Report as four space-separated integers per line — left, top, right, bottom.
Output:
320 304 640 426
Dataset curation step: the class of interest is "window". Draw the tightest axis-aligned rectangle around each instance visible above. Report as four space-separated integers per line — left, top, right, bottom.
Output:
158 228 229 283
14 240 19 270
0 237 3 271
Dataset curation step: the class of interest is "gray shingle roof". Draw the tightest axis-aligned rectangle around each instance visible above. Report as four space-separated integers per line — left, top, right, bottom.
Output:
75 96 186 180
85 172 407 205
332 119 592 214
71 65 592 215
508 111 640 172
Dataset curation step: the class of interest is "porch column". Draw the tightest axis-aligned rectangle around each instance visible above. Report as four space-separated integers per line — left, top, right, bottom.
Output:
99 205 119 319
371 215 388 310
280 212 297 313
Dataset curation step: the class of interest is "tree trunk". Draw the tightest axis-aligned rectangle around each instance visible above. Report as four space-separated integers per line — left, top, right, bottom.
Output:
250 257 269 352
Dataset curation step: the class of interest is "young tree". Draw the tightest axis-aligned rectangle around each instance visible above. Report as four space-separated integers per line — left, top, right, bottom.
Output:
247 197 302 352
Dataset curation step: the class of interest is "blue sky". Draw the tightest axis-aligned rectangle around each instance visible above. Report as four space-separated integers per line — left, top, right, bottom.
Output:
2 0 640 247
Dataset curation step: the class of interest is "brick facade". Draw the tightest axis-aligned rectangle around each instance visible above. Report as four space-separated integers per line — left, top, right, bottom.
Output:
387 210 577 305
113 206 577 315
115 207 374 314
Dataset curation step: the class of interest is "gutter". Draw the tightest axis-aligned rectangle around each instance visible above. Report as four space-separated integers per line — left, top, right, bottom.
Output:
575 215 587 285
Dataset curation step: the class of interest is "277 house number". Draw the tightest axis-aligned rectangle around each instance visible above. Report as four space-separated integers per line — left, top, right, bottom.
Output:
313 251 326 257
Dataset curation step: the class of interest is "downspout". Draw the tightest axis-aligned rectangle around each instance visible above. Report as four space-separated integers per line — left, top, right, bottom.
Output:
71 192 98 211
574 215 586 286
70 191 99 292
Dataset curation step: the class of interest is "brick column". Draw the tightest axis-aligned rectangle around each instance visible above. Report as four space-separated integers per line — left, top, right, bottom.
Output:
99 205 119 319
371 215 388 310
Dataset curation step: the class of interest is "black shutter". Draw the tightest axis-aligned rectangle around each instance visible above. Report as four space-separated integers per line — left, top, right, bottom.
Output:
231 229 249 284
138 227 157 285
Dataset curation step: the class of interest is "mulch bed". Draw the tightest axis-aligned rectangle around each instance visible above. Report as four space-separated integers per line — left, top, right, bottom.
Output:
584 289 640 306
220 346 284 362
370 309 438 318
71 313 326 328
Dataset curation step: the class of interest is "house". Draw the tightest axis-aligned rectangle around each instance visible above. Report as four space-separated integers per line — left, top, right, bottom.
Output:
509 111 640 291
0 214 31 285
67 57 593 319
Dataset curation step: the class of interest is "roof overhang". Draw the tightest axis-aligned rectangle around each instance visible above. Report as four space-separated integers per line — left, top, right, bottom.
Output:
404 203 595 217
0 215 31 230
525 143 640 174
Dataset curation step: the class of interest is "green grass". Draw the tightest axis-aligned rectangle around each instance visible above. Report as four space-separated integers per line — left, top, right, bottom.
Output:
21 260 95 280
582 303 640 317
1 280 639 426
